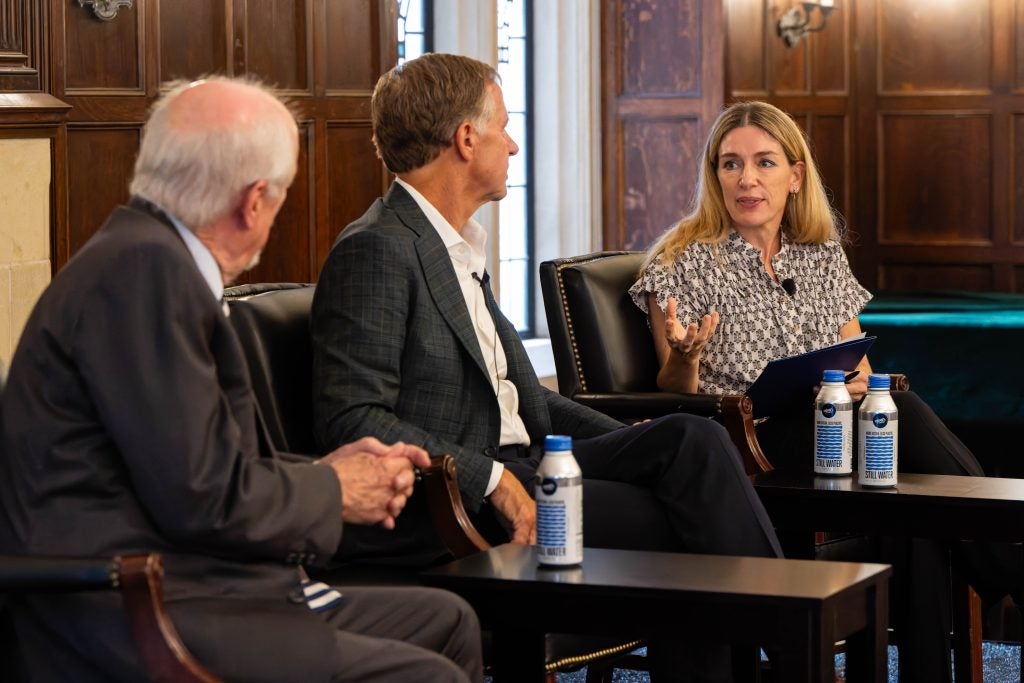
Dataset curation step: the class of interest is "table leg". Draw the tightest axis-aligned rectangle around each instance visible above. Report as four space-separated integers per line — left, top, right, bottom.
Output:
844 582 889 682
491 628 547 683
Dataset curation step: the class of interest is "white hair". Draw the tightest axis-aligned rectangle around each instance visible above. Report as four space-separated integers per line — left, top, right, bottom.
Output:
129 76 297 230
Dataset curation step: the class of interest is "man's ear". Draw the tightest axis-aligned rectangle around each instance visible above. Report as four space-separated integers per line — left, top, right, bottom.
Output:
240 180 270 230
452 120 476 162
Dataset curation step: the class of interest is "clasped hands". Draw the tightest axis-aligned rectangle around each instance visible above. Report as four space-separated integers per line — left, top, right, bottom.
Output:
319 436 539 546
319 436 430 530
664 297 719 361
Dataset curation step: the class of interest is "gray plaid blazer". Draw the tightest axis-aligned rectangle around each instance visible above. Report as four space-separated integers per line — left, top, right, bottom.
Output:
312 183 621 511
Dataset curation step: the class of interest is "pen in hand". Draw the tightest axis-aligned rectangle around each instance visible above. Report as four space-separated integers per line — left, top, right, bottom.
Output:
844 371 860 383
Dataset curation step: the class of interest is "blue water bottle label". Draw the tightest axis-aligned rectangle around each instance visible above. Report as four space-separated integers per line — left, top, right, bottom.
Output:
858 412 898 486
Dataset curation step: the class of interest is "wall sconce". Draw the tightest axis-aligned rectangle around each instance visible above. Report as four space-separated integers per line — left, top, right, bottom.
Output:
777 1 836 48
77 0 133 22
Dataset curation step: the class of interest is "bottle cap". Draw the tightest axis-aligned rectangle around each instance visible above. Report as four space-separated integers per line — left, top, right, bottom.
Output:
867 373 891 390
822 369 845 383
544 435 573 452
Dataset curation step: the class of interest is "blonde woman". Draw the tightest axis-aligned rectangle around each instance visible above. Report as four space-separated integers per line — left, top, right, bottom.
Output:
631 100 1019 683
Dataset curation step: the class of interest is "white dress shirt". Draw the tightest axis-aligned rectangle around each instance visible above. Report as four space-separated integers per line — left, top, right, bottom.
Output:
396 179 530 495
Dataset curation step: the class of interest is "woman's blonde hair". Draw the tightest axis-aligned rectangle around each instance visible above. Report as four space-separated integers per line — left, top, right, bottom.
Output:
645 100 841 267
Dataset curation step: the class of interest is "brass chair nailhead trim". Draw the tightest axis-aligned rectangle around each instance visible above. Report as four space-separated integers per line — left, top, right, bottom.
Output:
554 254 618 393
544 639 645 673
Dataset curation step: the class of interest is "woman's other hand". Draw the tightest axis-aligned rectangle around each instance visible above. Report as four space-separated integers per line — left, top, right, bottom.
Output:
844 369 869 401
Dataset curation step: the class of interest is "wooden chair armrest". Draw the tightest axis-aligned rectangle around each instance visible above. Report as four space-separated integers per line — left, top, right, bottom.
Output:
421 456 492 558
0 553 220 683
889 373 910 391
118 554 221 683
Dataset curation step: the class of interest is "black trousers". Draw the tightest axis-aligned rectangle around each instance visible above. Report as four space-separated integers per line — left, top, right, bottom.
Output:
500 413 783 560
757 390 1020 683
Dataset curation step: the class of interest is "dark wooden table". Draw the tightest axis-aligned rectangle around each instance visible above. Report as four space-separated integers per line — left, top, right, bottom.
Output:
753 470 1024 683
752 471 1024 543
421 543 891 683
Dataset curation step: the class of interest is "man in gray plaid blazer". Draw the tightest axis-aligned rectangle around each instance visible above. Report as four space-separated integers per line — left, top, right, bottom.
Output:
311 54 782 569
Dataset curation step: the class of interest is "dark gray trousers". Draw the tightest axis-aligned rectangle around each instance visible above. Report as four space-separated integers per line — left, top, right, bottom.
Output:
13 585 482 682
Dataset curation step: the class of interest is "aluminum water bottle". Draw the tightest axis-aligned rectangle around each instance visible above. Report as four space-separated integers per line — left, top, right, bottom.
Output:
535 435 583 566
814 369 853 475
858 374 899 487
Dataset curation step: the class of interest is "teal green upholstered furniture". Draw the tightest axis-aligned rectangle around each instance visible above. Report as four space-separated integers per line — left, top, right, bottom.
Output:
860 292 1024 477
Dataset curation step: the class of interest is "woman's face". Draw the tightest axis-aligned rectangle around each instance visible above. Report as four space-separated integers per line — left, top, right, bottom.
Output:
716 125 804 234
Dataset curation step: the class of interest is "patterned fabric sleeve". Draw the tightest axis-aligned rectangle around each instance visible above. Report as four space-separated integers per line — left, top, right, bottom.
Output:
824 240 872 329
629 259 662 315
629 251 708 325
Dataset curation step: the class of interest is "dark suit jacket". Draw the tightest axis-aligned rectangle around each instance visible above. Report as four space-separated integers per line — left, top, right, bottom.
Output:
0 200 343 658
312 183 622 514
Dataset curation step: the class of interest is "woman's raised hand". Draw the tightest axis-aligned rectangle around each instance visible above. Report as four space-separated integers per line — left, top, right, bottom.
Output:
664 297 719 362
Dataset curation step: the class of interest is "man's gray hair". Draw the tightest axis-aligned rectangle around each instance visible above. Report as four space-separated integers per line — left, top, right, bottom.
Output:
129 76 297 230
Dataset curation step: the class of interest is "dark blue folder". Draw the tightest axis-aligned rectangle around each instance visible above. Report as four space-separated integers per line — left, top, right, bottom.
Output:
745 336 876 418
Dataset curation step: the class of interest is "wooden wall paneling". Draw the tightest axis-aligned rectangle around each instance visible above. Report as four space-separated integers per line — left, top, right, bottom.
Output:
324 0 379 92
62 0 145 94
602 0 723 251
157 0 229 81
807 113 848 222
877 0 991 95
810 0 847 95
878 112 992 245
41 0 395 278
64 125 140 256
235 0 313 93
321 121 382 269
727 0 1024 294
723 0 765 96
1017 0 1024 92
880 262 995 292
1015 113 1024 244
0 0 45 92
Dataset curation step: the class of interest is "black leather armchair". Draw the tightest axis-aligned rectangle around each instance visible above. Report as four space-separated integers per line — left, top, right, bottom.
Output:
540 251 772 475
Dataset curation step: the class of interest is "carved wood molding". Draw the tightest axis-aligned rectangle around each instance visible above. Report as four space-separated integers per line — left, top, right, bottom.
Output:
0 93 71 127
76 0 133 22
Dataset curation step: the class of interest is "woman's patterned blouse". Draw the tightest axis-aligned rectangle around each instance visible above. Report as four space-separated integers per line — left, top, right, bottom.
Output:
630 229 872 395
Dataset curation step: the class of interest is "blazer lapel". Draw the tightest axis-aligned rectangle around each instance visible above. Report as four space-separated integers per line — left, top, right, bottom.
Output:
385 184 491 379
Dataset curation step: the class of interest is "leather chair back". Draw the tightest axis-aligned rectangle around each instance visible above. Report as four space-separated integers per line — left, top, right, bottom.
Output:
540 251 658 396
224 283 316 455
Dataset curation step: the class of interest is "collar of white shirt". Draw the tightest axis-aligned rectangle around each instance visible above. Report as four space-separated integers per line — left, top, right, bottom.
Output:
163 207 225 308
394 178 488 276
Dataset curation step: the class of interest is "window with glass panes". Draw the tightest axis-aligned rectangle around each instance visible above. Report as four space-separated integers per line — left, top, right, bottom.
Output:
398 0 432 64
397 0 534 335
497 0 532 335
